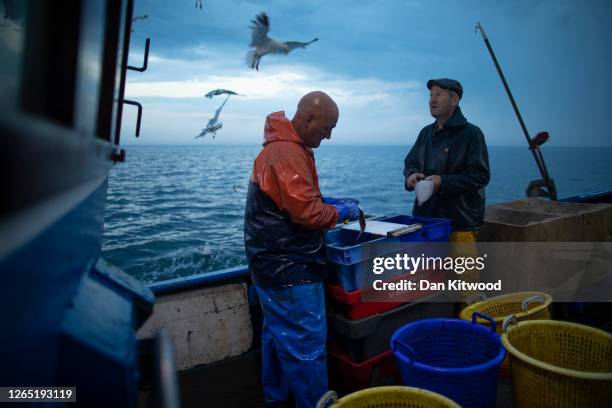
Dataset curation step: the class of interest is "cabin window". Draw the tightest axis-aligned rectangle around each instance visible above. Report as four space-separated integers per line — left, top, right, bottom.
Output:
15 0 121 142
18 2 81 127
73 0 106 138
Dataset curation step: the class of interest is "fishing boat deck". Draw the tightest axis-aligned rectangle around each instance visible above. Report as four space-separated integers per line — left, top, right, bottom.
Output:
174 349 517 408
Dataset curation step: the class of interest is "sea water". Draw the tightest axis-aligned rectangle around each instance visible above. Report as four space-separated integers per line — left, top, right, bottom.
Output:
102 145 612 282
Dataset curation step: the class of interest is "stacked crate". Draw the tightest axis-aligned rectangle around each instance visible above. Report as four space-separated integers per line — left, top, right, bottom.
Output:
324 215 454 391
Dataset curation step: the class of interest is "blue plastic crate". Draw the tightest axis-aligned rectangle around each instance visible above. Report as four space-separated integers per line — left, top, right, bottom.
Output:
325 215 450 264
327 238 451 292
326 262 365 292
324 215 451 291
325 229 388 265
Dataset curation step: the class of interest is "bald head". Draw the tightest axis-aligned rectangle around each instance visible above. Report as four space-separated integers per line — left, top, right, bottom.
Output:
297 91 338 116
291 91 339 148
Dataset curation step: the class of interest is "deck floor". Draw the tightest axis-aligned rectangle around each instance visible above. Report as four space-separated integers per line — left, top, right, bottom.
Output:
177 349 516 408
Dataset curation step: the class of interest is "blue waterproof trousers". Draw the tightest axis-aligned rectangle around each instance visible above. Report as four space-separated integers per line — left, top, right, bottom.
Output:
255 282 328 408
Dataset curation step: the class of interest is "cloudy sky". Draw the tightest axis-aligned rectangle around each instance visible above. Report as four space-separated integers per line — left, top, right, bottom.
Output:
121 0 612 146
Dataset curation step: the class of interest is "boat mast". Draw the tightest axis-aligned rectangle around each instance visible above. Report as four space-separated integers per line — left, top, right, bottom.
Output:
476 22 557 200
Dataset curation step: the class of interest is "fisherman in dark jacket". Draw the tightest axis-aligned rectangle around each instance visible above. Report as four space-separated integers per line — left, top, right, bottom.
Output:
404 79 490 243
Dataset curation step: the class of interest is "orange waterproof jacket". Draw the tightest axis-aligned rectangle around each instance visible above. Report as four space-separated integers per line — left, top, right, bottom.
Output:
244 111 338 288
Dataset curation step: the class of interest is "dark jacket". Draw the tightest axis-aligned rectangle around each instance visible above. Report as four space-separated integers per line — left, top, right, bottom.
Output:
244 112 339 288
403 107 490 231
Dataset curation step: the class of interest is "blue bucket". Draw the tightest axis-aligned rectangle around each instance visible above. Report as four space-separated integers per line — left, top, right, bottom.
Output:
391 313 506 408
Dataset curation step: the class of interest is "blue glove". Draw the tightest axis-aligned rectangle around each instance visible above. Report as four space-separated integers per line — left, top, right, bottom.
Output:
322 196 360 206
334 202 360 222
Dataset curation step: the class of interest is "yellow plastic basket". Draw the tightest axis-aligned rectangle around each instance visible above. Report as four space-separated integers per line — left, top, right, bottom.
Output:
459 291 552 376
502 319 612 408
459 291 552 331
319 386 460 408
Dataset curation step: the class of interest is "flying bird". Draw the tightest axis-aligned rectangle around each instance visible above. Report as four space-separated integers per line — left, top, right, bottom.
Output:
246 12 318 71
131 14 148 32
205 89 241 99
132 14 148 23
195 94 230 139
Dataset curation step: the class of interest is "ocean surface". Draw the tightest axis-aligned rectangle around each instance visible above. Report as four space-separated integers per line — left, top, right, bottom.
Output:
102 145 612 283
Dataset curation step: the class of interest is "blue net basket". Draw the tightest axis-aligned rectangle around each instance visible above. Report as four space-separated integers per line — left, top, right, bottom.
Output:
391 315 506 408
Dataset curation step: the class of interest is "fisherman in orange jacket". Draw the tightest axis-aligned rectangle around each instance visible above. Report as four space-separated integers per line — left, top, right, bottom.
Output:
244 91 360 407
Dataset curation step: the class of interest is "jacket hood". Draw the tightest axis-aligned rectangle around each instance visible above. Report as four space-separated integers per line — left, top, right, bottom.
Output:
263 111 305 147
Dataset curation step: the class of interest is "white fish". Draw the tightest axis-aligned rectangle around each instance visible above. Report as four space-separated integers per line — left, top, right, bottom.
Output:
415 180 434 206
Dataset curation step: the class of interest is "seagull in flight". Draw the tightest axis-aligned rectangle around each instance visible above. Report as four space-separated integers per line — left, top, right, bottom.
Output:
131 14 148 32
132 14 148 23
205 89 241 99
246 12 318 71
195 94 230 139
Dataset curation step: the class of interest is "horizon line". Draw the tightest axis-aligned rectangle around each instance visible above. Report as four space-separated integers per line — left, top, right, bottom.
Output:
119 143 612 148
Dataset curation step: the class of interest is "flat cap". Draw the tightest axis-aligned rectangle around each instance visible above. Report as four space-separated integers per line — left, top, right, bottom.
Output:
427 78 463 99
